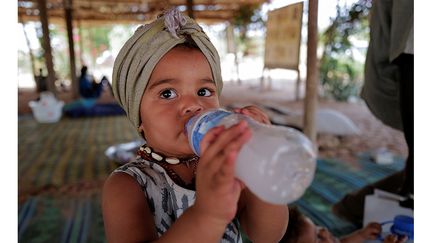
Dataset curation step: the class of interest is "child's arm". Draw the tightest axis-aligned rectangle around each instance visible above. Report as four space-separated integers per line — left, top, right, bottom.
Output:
103 121 252 242
233 106 289 242
382 234 408 243
103 173 231 243
237 190 289 242
102 173 158 242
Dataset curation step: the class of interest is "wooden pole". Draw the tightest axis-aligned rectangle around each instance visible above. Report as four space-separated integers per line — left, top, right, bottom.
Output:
226 23 241 84
77 19 84 67
296 69 301 100
64 0 78 97
186 0 194 19
303 0 319 144
37 0 57 94
20 18 37 82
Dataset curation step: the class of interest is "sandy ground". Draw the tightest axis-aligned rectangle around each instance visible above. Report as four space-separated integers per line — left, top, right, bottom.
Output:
18 81 408 168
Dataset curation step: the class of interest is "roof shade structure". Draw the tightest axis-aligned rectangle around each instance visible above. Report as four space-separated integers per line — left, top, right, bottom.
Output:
18 0 320 144
18 0 269 25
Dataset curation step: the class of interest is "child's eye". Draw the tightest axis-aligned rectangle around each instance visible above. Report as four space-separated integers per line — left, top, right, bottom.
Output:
159 89 177 99
197 88 212 97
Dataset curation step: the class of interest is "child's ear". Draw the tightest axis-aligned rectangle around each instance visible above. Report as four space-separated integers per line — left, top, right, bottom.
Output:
138 124 146 138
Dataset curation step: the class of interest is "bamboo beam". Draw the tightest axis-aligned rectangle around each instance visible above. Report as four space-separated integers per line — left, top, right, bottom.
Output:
37 0 57 94
303 0 318 144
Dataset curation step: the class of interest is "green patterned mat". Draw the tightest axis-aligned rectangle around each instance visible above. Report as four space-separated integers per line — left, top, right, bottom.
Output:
19 116 139 194
19 115 139 243
19 193 105 243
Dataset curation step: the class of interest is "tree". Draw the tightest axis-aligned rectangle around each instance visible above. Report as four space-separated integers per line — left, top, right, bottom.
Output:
232 4 264 56
319 0 372 101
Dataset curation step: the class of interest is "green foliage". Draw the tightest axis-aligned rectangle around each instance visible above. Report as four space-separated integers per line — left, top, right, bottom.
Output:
18 50 32 73
77 25 112 69
320 54 363 101
319 0 371 101
232 4 264 56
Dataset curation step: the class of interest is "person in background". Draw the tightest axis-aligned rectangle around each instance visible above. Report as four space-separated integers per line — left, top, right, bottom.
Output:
333 0 413 226
78 65 103 99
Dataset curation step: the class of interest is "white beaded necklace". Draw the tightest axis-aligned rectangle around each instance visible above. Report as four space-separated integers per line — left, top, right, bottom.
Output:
138 144 199 167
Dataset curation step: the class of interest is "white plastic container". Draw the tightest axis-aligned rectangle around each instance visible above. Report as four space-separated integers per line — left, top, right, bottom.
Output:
186 109 317 205
28 92 64 123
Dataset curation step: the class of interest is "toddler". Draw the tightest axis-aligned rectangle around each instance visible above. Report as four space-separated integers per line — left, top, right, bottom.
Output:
103 8 288 243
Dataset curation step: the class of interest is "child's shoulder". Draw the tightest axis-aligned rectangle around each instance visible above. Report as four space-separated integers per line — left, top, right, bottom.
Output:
112 159 173 190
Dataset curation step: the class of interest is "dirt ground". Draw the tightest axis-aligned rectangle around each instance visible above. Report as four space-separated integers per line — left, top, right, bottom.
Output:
18 86 408 168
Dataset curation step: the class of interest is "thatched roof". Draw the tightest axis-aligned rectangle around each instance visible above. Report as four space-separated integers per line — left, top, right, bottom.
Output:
18 0 268 25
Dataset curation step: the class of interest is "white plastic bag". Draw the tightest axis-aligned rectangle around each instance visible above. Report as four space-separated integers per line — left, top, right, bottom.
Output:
28 92 64 123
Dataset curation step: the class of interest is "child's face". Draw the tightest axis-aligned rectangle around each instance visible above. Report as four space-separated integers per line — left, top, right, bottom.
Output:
139 46 220 157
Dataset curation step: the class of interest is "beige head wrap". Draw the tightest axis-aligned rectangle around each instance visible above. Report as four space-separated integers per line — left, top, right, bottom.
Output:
112 8 223 130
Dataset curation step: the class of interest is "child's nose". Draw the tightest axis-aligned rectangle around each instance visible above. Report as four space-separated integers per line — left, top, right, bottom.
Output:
180 97 203 116
183 105 202 115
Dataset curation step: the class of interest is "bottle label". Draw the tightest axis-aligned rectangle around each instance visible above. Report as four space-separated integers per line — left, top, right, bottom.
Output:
188 109 231 155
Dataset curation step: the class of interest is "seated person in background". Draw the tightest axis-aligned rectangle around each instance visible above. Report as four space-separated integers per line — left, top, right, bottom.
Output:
63 67 124 117
36 68 48 93
280 206 407 243
100 75 114 96
79 65 103 99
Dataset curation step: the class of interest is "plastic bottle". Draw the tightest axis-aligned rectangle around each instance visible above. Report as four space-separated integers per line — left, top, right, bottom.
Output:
185 108 317 205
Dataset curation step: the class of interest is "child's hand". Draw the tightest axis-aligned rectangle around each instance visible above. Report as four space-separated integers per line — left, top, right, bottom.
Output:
383 234 408 243
192 120 252 227
358 222 382 240
233 106 271 125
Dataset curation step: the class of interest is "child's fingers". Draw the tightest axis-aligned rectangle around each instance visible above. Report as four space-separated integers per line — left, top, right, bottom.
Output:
200 126 225 154
366 222 382 237
221 127 252 156
239 106 271 124
213 151 243 199
200 121 248 164
204 126 251 176
383 235 396 243
383 234 407 243
211 150 237 187
219 150 237 179
368 222 381 230
396 235 408 243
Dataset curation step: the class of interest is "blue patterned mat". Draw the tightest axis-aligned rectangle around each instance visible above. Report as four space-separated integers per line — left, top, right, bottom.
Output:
292 154 405 237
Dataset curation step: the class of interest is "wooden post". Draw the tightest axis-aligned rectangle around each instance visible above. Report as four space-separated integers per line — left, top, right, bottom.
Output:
64 0 78 97
186 0 194 19
20 18 37 81
227 23 241 84
303 0 319 144
296 69 301 100
37 0 57 94
77 19 84 67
